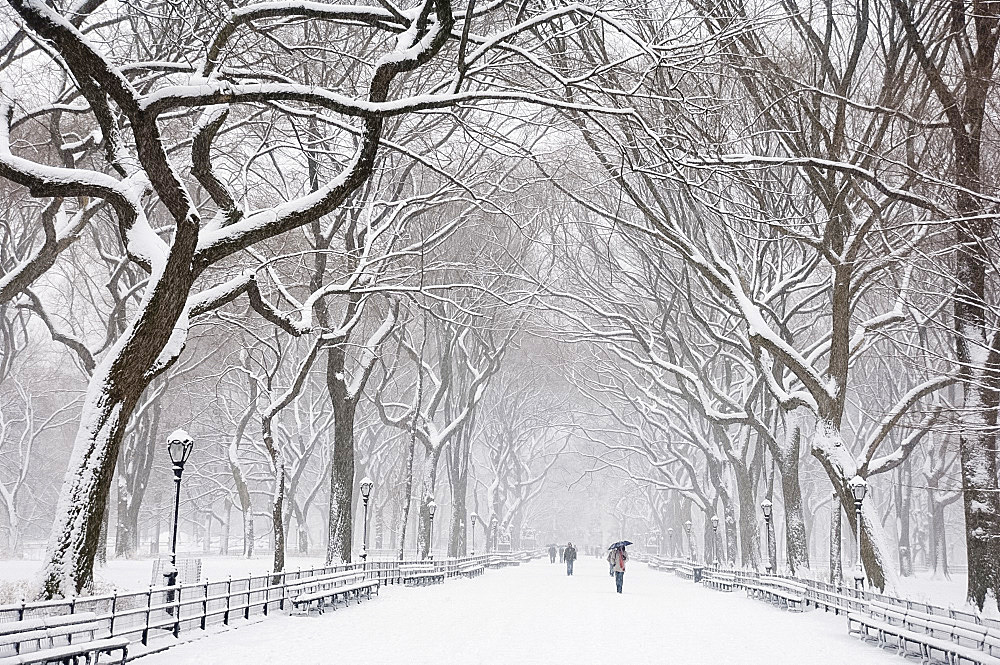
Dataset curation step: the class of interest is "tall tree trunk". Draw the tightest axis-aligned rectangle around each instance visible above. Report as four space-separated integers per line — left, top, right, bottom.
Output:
830 494 842 585
449 474 468 557
325 349 357 565
929 493 951 580
220 500 231 556
731 464 760 569
896 462 913 577
295 504 309 554
397 435 417 561
416 447 443 559
776 422 809 573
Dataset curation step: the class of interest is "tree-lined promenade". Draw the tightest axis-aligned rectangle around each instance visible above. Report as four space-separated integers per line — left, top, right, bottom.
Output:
0 0 998 615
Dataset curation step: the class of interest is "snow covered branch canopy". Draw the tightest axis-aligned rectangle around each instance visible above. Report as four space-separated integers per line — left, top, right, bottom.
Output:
0 0 648 598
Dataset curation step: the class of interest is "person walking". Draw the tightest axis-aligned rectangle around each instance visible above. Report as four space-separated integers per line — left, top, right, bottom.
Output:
608 545 628 593
548 545 557 563
565 542 577 575
559 546 565 563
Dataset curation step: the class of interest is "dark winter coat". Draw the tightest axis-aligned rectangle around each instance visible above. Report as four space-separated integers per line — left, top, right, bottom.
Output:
565 545 577 562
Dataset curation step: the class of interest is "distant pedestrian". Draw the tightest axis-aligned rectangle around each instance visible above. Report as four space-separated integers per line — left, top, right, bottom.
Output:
549 545 557 563
565 542 577 575
559 546 565 562
608 545 627 593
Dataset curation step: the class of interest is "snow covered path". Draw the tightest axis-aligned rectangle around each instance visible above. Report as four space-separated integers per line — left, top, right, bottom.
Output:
139 557 894 664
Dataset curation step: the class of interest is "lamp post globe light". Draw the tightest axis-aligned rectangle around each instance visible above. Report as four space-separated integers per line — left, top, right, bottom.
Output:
470 513 478 556
849 475 869 589
710 515 720 567
427 500 437 560
667 527 674 558
761 499 773 574
359 477 374 562
683 520 693 561
165 430 194 589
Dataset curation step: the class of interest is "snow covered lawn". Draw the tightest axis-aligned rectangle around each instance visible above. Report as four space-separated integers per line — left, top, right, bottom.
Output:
138 557 897 665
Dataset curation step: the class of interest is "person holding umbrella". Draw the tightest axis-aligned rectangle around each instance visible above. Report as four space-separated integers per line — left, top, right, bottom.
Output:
607 541 631 593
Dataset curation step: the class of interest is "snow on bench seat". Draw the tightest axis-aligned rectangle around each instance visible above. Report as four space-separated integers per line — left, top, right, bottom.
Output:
0 611 128 665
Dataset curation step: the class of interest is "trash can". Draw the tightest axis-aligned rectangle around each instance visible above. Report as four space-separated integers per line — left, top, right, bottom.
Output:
693 566 704 583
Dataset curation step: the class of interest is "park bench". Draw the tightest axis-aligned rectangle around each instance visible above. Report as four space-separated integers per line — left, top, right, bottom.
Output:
455 563 485 579
287 571 379 615
809 585 862 615
744 576 806 612
849 600 1000 665
674 562 695 580
0 611 128 665
701 570 735 592
487 557 517 569
400 563 445 587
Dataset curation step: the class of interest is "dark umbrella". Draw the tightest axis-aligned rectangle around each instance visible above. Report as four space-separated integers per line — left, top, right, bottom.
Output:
608 540 633 550
546 543 558 548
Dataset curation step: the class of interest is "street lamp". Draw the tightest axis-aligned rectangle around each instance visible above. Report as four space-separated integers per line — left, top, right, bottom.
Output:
427 500 437 560
490 516 498 553
165 430 194 589
683 520 693 561
359 477 373 562
470 513 478 556
849 475 868 590
710 515 720 567
667 527 674 558
761 499 773 574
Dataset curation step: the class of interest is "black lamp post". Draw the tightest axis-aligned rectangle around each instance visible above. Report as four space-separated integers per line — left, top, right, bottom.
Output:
359 477 373 562
683 520 693 561
849 475 868 590
427 500 437 560
165 430 194 589
470 513 478 556
761 499 773 574
710 515 720 567
490 516 498 553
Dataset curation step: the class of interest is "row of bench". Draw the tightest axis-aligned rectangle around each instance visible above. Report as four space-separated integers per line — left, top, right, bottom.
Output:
698 569 1000 664
850 600 1000 665
1 558 495 662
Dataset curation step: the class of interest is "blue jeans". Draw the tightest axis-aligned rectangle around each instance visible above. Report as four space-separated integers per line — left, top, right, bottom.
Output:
615 571 624 593
567 560 574 575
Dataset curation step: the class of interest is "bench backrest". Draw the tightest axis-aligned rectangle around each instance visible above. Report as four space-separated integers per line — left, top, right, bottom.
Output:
0 618 46 638
0 612 104 655
983 629 1000 654
869 601 907 624
287 571 362 592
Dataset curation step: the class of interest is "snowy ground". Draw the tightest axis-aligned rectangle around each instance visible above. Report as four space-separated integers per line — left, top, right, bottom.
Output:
137 557 898 665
